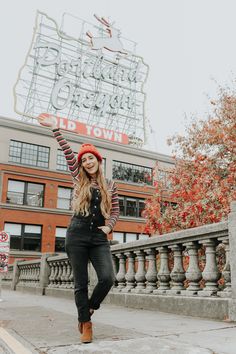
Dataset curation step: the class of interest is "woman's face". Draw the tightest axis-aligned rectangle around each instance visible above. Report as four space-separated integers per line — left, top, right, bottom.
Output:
81 153 99 176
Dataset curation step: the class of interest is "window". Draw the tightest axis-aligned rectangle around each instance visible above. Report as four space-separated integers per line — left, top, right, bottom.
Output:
113 232 124 243
112 161 153 185
57 150 70 171
125 233 137 243
126 198 137 217
112 232 149 244
138 200 145 217
55 227 66 252
4 223 42 251
57 187 73 209
118 196 145 218
9 140 50 168
118 197 125 216
7 180 44 207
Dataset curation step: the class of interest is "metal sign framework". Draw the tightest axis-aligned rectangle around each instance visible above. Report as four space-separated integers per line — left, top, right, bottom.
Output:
13 11 149 147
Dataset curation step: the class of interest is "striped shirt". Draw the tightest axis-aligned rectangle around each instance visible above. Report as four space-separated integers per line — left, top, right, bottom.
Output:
53 128 119 231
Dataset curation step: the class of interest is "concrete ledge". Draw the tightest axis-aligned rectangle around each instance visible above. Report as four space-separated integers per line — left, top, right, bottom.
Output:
1 283 12 289
104 292 229 321
45 287 74 299
8 285 230 321
15 285 43 295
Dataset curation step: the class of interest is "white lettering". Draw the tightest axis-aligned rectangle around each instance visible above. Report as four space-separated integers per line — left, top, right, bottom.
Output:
57 60 71 76
59 118 67 130
93 127 102 137
103 130 114 140
86 125 93 135
67 120 76 131
51 78 73 110
83 93 95 108
35 41 61 66
114 132 122 143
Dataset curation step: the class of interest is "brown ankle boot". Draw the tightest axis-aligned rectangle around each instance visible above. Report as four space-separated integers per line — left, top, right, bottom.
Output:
80 321 93 343
78 322 82 334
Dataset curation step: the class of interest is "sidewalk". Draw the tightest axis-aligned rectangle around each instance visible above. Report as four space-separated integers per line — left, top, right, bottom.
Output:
0 289 236 354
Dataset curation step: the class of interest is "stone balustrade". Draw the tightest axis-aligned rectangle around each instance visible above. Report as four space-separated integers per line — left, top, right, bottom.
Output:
2 201 236 321
111 222 228 297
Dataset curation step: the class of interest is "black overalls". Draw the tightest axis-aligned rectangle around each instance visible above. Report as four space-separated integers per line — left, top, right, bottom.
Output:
65 187 115 322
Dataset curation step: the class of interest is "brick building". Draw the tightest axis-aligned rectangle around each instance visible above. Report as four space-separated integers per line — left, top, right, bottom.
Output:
0 117 174 263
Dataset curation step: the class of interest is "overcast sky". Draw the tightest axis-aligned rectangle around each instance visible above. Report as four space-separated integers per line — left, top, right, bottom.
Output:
1 0 236 155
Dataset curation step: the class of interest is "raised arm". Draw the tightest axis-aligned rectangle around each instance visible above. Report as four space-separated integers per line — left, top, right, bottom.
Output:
37 115 79 179
106 181 120 231
52 128 79 178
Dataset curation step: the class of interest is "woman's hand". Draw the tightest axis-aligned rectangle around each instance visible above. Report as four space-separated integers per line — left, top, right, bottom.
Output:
98 226 111 235
38 114 58 129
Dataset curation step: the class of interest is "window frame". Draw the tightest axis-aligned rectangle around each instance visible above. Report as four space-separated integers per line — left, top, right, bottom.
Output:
9 140 50 168
118 195 146 218
4 222 42 251
7 179 45 207
112 160 153 185
57 186 73 210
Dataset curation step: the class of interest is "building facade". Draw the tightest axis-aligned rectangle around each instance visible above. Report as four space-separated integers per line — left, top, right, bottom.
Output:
0 117 174 263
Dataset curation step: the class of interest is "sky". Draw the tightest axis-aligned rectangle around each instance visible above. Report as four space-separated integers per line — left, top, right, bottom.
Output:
1 0 236 155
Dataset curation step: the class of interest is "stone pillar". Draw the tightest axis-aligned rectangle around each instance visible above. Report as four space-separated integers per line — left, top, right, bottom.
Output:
199 239 220 296
144 248 157 293
228 201 236 320
153 247 170 295
182 242 202 295
39 253 53 294
11 260 21 291
168 245 186 294
131 250 146 293
217 238 231 298
123 252 135 292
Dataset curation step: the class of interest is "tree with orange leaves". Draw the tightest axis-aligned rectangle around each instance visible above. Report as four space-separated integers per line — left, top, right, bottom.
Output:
144 91 236 235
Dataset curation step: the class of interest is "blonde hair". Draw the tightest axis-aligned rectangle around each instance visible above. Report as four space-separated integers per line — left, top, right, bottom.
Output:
72 163 112 218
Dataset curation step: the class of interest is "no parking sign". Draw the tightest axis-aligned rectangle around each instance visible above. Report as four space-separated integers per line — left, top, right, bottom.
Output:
0 231 10 273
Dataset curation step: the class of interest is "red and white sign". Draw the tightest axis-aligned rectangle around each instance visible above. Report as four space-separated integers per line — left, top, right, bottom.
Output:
0 231 10 273
38 113 129 145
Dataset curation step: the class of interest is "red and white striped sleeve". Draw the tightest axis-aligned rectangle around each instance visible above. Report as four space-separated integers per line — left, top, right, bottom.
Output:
52 128 79 179
107 181 120 231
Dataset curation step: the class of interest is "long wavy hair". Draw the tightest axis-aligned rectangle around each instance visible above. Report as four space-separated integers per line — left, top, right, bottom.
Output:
72 163 112 218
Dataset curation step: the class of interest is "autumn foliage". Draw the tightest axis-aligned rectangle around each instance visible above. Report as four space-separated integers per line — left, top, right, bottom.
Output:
144 92 236 235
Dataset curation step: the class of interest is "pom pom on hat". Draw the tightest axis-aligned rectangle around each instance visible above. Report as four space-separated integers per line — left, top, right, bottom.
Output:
77 143 102 164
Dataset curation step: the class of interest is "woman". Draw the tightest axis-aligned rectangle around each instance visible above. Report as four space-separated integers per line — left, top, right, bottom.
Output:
38 115 119 343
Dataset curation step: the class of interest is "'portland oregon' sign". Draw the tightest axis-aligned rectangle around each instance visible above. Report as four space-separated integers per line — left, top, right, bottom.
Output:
14 11 149 146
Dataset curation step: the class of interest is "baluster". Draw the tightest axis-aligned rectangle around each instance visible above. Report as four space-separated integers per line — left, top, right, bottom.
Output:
182 242 202 295
199 239 220 296
123 252 135 292
218 238 231 297
36 265 40 284
168 245 185 294
48 262 55 287
52 261 59 287
115 253 126 292
144 248 157 293
32 265 37 285
132 250 146 293
61 260 67 287
56 261 63 287
153 247 170 294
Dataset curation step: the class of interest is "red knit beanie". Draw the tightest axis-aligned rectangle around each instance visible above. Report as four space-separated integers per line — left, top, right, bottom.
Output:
77 143 102 164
